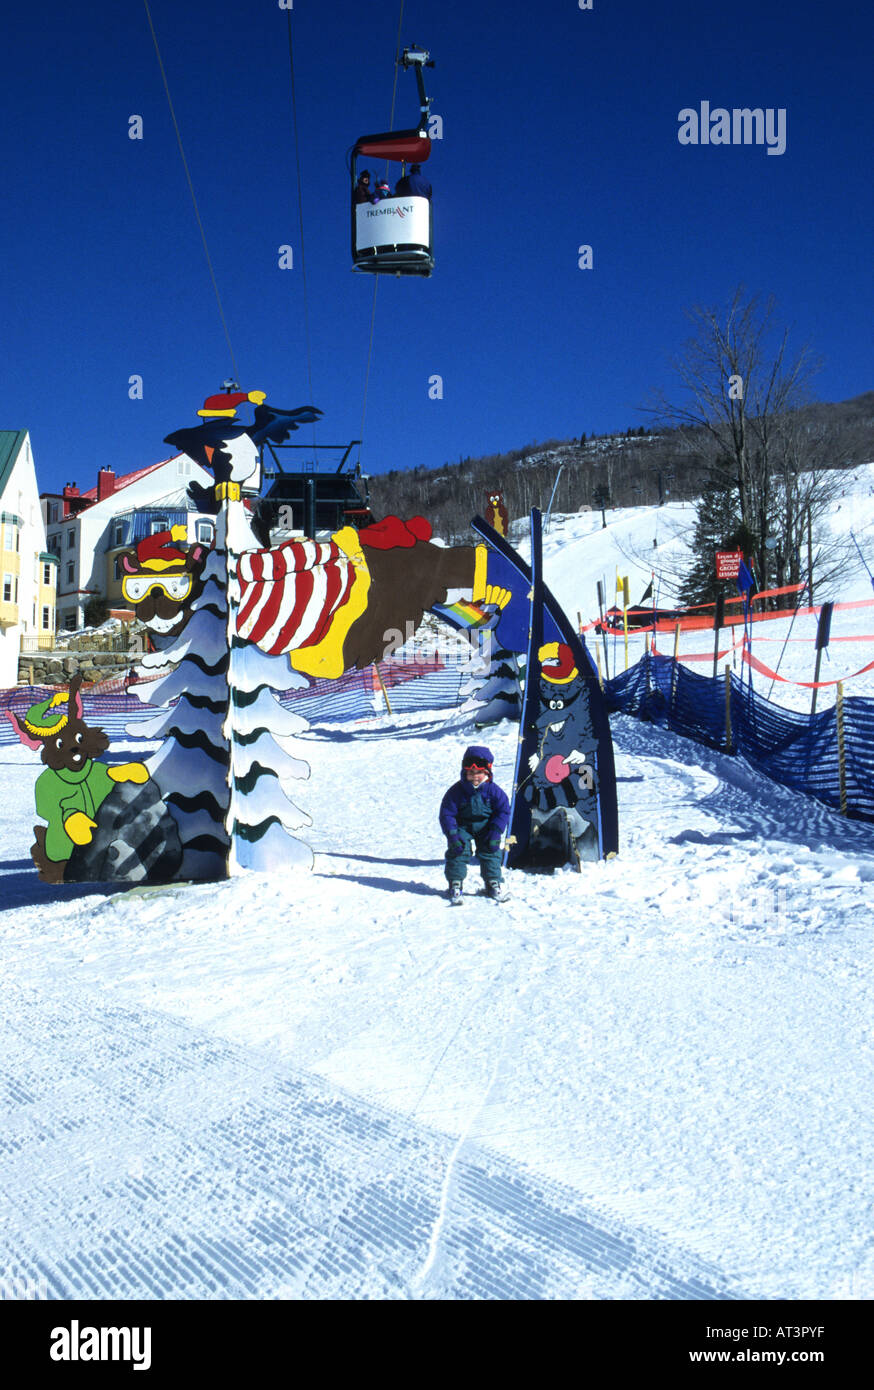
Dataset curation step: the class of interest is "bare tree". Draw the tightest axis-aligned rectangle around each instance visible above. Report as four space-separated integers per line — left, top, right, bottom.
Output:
648 286 827 595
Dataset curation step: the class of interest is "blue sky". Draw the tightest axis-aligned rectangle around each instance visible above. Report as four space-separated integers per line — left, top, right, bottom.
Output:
1 0 871 496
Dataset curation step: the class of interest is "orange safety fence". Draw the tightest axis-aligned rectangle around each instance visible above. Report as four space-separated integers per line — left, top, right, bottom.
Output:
587 592 874 636
740 643 874 690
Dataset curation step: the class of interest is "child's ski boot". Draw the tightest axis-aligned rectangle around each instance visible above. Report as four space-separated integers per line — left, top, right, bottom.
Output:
447 881 464 906
485 880 509 903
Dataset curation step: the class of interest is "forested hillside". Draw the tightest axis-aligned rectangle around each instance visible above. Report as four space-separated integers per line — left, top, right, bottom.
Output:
368 392 874 544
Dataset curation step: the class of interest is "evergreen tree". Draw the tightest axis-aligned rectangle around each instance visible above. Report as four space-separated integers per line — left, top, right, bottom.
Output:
680 477 755 606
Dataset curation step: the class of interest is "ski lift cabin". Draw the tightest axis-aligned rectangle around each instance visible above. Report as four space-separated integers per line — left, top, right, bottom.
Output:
351 47 434 277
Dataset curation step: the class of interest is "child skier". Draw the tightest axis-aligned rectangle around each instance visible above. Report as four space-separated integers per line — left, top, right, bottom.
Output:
439 745 511 903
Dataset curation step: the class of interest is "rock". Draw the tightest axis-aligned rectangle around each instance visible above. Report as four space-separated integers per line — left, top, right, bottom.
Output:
65 779 183 884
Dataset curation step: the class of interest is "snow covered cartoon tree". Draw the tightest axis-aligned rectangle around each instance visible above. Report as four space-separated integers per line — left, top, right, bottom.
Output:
458 629 523 726
129 389 323 879
130 543 232 880
221 468 313 872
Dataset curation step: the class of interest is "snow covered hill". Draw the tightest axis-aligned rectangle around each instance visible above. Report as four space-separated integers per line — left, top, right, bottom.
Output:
1 471 873 1301
530 462 874 712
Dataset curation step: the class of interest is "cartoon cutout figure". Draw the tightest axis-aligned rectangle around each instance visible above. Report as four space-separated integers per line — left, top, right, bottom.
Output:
119 526 208 639
236 514 504 679
485 492 509 537
7 677 177 884
523 642 600 863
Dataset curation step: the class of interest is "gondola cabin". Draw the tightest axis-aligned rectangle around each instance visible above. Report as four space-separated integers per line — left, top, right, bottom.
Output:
351 46 435 277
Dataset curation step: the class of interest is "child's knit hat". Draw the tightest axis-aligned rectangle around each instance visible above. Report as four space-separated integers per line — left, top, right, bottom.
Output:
461 745 494 779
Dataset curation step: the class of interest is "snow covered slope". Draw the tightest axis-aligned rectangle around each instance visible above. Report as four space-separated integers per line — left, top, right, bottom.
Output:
2 465 873 1301
2 702 873 1300
519 462 874 711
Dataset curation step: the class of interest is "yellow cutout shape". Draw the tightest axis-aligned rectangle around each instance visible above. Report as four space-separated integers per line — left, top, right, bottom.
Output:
289 525 372 679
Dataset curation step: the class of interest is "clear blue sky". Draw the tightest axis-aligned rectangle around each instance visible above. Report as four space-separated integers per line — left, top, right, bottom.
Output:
1 0 871 496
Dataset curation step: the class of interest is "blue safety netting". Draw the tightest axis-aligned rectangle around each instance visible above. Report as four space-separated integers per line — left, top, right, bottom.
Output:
604 652 874 823
6 651 870 825
0 661 467 745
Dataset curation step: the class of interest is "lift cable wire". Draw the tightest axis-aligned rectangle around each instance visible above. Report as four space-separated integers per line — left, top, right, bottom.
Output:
358 0 406 461
142 0 240 385
285 6 318 448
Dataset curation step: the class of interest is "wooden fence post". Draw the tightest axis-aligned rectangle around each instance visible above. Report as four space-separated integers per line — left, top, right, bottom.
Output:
373 664 393 715
670 622 680 713
836 680 847 816
595 645 604 691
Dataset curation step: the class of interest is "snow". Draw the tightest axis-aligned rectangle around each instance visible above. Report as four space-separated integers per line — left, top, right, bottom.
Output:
2 470 874 1300
534 463 874 712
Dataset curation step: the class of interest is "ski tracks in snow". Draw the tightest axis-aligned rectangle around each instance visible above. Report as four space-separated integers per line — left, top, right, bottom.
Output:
0 978 743 1301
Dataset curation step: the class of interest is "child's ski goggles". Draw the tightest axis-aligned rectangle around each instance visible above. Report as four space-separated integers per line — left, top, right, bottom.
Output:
122 572 193 603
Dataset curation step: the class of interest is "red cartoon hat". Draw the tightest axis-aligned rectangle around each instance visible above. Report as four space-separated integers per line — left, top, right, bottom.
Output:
198 389 267 419
128 526 189 573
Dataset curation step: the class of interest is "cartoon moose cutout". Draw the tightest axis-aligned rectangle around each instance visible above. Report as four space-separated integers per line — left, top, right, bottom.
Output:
8 677 182 884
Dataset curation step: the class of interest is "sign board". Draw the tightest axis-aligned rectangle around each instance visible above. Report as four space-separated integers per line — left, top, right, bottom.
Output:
715 550 743 580
355 197 431 251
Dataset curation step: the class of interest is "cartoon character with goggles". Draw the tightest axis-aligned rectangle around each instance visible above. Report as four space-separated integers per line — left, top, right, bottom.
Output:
119 525 209 638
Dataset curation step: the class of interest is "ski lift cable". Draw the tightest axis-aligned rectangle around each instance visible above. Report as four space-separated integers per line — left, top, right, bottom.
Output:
358 0 406 463
141 0 240 384
284 5 318 448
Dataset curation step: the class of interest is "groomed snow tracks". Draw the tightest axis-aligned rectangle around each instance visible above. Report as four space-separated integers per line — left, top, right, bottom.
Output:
1 982 743 1301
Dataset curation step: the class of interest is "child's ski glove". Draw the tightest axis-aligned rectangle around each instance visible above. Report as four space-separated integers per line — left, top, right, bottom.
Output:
448 835 467 854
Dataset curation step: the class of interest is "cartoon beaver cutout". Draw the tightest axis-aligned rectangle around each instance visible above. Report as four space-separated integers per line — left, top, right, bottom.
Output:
8 677 183 884
523 642 601 866
119 526 208 642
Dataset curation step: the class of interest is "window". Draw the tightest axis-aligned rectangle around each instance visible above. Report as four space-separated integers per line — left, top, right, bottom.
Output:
42 606 51 630
64 612 76 631
2 574 12 603
150 516 169 535
67 530 75 549
49 502 59 524
114 555 126 580
2 520 15 550
43 563 53 585
113 521 125 547
49 534 61 556
196 520 214 544
66 562 75 583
